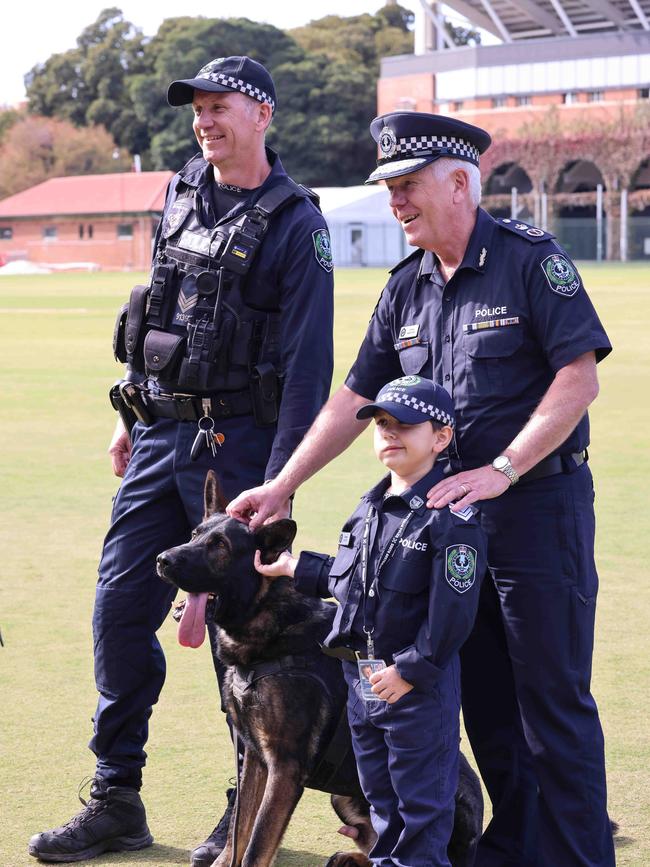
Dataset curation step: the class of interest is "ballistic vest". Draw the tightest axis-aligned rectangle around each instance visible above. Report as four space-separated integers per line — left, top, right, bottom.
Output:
116 177 319 395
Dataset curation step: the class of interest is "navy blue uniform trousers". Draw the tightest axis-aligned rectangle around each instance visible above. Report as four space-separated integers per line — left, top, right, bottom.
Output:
461 464 615 867
90 417 272 785
344 660 460 867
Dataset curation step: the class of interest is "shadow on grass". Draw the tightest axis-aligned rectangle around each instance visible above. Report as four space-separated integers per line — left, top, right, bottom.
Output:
275 848 333 866
83 843 190 864
614 835 635 849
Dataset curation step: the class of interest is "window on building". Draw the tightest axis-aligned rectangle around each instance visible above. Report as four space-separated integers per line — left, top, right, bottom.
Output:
588 91 603 102
88 225 94 239
515 95 530 106
0 227 12 240
43 226 57 239
563 92 576 104
638 88 649 100
117 223 133 239
492 96 507 108
78 224 84 239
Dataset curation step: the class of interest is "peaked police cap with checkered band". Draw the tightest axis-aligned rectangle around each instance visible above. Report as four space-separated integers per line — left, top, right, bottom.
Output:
365 112 491 184
167 55 277 114
356 376 455 428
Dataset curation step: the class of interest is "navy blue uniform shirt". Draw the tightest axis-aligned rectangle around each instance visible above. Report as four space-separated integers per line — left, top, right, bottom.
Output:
346 209 611 470
294 462 487 691
150 148 334 480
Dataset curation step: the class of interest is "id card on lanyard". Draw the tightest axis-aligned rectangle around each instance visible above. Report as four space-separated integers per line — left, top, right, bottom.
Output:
359 503 415 659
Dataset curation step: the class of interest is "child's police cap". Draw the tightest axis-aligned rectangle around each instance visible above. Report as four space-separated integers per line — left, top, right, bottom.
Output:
365 112 491 184
167 55 277 114
356 376 455 428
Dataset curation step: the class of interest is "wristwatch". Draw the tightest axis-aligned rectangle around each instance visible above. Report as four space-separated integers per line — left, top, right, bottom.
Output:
491 455 519 485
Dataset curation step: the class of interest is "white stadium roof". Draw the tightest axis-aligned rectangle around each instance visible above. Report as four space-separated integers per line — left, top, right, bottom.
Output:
439 0 650 42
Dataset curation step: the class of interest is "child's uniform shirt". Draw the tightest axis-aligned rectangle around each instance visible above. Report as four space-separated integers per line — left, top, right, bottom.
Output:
294 462 488 692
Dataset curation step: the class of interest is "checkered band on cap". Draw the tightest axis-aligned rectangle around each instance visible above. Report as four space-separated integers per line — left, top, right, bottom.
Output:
197 66 276 112
379 391 455 427
391 135 479 165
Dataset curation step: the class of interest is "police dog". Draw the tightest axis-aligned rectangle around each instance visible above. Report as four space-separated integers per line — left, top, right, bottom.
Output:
157 471 483 867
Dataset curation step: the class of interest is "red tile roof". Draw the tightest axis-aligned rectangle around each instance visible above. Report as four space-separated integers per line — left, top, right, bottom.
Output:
0 172 174 218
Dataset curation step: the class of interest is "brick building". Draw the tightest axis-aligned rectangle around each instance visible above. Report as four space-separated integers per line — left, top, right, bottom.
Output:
0 172 173 271
378 0 650 259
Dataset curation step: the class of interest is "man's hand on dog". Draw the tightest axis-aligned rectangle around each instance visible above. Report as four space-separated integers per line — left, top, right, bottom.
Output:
254 549 297 579
228 479 293 529
108 418 132 477
369 665 413 704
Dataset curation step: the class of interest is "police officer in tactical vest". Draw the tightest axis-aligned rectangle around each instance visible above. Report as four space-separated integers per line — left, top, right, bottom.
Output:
29 56 334 865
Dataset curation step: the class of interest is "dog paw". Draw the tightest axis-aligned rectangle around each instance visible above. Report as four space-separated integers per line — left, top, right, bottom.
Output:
324 853 370 867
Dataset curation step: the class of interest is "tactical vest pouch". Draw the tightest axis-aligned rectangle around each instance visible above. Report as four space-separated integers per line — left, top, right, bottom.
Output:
250 362 279 426
147 262 177 328
125 284 150 369
143 330 186 379
113 302 129 363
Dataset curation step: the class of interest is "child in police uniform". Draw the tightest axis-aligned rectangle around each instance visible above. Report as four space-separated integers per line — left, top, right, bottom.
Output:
255 376 487 867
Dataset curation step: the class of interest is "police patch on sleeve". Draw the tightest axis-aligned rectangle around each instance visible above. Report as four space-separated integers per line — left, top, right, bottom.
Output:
312 229 333 273
445 544 477 594
540 254 581 298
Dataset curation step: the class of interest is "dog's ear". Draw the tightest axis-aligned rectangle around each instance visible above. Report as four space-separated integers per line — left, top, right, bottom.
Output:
254 519 298 565
203 470 227 519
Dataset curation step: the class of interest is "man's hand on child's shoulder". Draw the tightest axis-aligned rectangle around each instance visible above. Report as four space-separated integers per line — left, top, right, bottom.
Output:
369 665 413 704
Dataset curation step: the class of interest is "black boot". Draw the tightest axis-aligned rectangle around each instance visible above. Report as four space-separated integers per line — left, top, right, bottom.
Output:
191 788 237 867
28 780 153 863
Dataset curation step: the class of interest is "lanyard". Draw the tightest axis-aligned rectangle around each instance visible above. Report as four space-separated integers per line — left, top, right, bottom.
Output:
360 503 415 658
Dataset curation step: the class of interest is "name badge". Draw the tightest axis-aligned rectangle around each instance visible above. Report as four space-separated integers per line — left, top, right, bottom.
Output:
398 324 419 340
339 531 353 546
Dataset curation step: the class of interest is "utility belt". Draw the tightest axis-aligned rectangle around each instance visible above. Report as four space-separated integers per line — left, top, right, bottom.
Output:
143 389 254 422
109 363 279 434
521 449 588 483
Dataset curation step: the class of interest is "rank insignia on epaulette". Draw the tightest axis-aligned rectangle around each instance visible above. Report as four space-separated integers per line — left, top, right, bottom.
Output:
449 504 475 522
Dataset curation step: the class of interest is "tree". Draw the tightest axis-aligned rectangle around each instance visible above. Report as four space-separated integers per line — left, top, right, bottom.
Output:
0 116 129 199
25 8 149 155
23 8 418 184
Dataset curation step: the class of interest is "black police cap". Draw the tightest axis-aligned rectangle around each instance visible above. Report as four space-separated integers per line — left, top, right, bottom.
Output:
167 55 276 114
366 112 491 184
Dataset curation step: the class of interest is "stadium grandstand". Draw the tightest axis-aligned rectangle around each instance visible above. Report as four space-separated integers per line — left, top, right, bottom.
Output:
379 0 650 259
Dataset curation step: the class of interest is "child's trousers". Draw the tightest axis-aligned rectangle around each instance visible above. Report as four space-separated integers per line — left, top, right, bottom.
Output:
343 659 460 867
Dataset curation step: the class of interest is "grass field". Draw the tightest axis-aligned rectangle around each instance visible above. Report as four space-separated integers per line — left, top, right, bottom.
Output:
0 263 648 866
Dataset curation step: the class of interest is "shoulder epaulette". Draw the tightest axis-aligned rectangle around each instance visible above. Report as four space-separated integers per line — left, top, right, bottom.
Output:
389 248 424 276
298 183 320 208
448 503 478 523
496 218 555 244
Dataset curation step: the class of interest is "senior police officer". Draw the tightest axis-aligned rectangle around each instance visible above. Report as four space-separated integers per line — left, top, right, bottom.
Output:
229 111 615 867
29 56 334 865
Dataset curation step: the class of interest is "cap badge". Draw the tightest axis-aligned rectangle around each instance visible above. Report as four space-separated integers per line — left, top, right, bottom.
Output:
379 126 398 158
390 375 421 387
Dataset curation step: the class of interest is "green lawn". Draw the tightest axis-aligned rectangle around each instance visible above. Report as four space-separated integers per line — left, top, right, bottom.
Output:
0 264 648 866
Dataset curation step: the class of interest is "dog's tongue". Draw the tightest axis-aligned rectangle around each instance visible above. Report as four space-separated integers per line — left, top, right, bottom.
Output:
177 593 209 648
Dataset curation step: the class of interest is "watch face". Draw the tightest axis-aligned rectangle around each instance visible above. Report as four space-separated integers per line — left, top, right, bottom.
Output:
493 456 508 470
